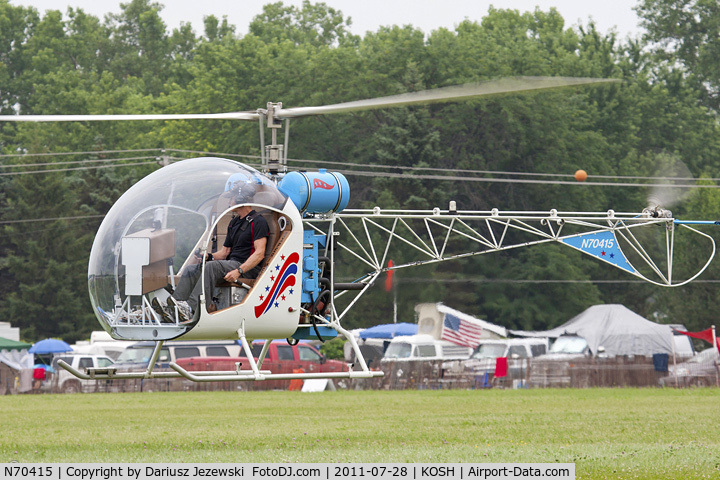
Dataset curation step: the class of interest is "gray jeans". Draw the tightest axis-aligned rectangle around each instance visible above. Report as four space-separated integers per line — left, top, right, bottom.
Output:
173 259 241 313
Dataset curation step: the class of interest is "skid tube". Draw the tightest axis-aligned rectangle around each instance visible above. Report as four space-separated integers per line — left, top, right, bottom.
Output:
58 357 383 383
57 340 272 381
57 359 271 381
169 364 384 382
58 322 384 383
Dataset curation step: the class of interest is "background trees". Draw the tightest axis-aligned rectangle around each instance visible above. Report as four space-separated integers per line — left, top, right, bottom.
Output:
636 0 720 110
1 0 719 340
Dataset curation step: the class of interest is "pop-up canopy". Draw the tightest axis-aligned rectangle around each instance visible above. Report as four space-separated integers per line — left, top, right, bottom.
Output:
359 323 418 339
0 337 31 352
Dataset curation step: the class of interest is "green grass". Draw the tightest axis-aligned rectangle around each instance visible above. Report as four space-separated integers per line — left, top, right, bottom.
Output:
1 389 718 479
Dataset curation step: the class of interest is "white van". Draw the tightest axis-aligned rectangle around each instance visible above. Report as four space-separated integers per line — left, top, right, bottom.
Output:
381 334 473 362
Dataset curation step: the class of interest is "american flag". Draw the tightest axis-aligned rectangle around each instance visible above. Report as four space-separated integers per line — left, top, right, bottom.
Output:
441 313 484 347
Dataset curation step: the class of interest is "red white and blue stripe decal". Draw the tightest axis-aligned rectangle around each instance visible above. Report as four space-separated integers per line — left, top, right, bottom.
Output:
254 252 299 318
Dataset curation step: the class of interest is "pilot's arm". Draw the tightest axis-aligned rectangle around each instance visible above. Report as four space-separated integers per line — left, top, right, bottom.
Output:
212 246 232 261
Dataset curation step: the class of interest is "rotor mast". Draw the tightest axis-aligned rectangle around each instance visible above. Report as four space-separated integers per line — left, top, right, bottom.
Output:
260 102 290 176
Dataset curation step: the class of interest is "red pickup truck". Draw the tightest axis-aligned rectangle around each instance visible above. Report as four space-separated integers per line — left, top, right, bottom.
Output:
175 341 348 390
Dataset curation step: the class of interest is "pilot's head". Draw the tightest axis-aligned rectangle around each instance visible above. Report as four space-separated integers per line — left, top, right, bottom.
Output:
232 182 256 216
225 173 249 193
234 182 256 205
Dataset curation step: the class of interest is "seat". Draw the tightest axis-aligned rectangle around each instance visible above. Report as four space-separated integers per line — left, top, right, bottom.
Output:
214 216 292 310
218 228 292 289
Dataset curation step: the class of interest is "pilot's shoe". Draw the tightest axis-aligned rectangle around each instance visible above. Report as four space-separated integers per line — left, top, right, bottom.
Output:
151 297 173 324
167 297 192 323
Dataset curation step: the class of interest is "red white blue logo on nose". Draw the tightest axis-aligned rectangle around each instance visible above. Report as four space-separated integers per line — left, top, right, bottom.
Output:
254 252 299 318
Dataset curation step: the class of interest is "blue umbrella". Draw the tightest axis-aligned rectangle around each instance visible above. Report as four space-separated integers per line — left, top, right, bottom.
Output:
359 322 418 339
28 338 72 354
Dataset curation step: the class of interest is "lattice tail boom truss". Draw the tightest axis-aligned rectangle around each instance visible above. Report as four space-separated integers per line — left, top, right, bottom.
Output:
305 208 716 325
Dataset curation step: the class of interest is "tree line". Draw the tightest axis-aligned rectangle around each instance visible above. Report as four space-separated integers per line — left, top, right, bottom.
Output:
1 0 719 342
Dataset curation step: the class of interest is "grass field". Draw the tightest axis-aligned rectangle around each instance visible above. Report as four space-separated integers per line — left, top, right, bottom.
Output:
1 388 718 479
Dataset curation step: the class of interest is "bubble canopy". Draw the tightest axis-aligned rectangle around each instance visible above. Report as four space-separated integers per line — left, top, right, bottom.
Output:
88 157 287 331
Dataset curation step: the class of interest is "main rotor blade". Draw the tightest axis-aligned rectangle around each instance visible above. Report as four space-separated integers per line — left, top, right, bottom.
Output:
0 77 617 123
276 76 619 118
0 112 261 122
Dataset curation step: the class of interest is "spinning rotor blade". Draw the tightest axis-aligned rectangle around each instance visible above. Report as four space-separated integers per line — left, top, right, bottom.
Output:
275 76 619 118
0 77 617 123
0 112 261 122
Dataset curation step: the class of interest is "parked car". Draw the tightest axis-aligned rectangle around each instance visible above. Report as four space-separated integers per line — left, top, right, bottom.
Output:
659 348 719 387
381 335 473 362
474 338 548 359
50 354 115 393
441 338 548 381
527 335 597 388
545 335 591 357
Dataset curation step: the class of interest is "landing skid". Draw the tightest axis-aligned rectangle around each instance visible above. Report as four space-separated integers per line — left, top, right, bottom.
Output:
58 325 383 384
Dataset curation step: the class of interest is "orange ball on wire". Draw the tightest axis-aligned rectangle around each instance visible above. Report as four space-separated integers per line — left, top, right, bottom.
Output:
574 169 588 182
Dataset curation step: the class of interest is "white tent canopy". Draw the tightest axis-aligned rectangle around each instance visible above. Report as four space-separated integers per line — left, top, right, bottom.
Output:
511 304 674 356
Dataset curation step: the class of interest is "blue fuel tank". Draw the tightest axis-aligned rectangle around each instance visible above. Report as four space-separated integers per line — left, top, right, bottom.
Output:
278 169 350 214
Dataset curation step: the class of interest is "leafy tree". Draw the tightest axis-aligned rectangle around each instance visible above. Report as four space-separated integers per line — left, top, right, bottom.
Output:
478 246 603 330
202 14 235 42
104 0 172 95
249 1 353 47
0 1 38 115
0 166 96 342
2 1 720 340
319 336 345 359
636 0 720 110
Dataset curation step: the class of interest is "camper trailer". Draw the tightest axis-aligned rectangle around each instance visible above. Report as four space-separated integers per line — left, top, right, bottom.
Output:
71 331 136 360
415 303 507 339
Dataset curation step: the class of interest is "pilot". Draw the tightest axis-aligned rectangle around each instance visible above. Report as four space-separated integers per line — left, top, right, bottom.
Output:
153 182 270 322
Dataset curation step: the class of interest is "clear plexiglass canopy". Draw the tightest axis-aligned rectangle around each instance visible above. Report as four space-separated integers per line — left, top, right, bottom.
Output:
88 157 287 333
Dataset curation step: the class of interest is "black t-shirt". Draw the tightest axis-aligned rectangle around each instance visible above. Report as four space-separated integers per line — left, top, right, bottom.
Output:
224 211 270 271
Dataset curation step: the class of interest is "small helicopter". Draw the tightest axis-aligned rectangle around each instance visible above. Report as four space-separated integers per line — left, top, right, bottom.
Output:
2 76 717 385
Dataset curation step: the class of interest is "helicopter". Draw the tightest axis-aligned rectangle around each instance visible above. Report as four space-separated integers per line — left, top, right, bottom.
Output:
1 76 717 385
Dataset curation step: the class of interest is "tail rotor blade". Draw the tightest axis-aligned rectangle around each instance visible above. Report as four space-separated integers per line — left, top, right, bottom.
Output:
646 157 694 209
